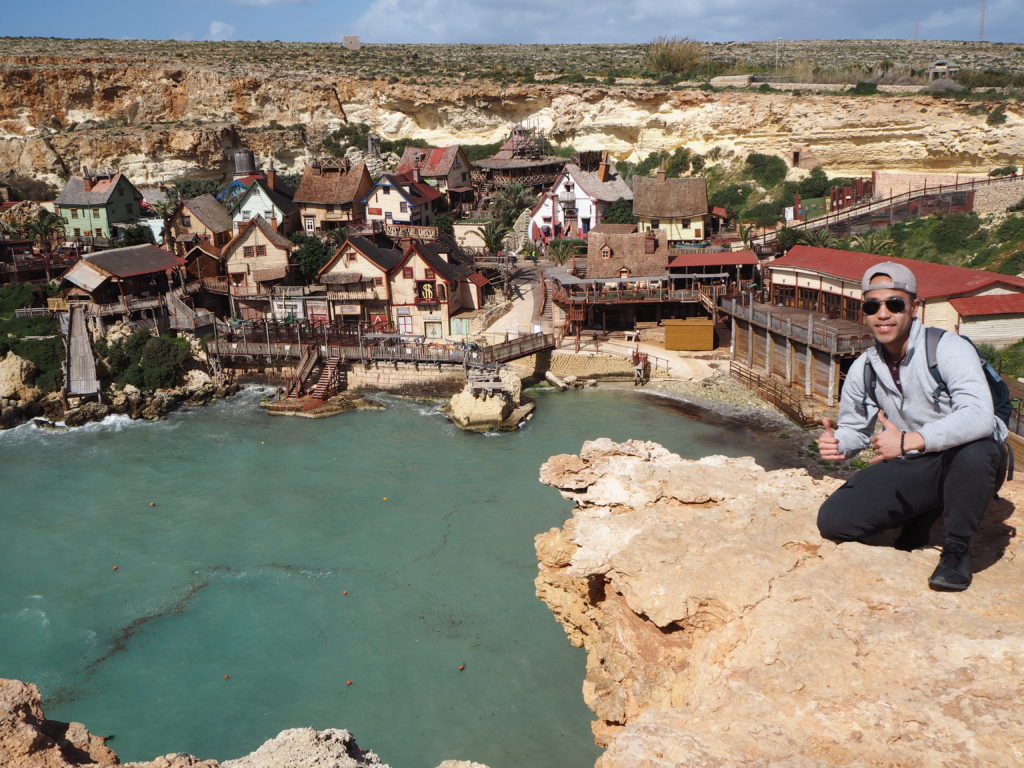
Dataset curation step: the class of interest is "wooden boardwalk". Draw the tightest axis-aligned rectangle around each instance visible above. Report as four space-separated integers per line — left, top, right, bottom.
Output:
65 305 100 397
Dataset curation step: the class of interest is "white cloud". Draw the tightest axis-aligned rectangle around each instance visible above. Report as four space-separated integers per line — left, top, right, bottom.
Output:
209 20 237 41
350 0 1024 44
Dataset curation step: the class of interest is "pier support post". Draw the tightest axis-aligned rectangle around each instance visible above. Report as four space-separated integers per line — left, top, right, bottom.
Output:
730 315 736 360
826 354 837 407
804 343 813 398
785 337 793 384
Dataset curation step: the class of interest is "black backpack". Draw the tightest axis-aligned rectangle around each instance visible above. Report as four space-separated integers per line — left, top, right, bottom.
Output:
862 327 1013 481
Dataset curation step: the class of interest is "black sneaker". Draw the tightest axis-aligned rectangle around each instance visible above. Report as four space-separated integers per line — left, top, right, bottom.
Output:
928 539 972 591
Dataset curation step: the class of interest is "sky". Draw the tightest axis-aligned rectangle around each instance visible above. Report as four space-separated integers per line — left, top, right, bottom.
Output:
3 0 1022 45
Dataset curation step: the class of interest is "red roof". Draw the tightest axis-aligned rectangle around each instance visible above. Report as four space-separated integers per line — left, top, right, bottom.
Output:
468 272 490 288
949 292 1024 317
668 250 759 268
711 206 728 218
771 245 1024 300
396 146 462 178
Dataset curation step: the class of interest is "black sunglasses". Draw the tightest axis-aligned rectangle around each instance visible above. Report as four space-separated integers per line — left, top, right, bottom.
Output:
862 297 908 315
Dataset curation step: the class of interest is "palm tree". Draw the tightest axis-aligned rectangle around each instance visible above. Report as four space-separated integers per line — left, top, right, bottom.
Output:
25 211 65 254
475 219 511 257
850 231 895 255
796 227 838 249
493 183 536 228
548 239 577 266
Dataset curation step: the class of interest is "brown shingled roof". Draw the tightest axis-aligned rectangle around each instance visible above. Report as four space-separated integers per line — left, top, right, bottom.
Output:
584 231 671 279
293 162 370 205
183 194 232 234
632 176 708 219
55 173 139 206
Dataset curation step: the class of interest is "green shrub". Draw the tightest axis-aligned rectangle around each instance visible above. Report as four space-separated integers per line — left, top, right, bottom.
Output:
798 167 831 198
989 165 1018 177
928 213 982 253
9 337 64 392
987 107 1007 126
849 81 879 95
97 329 192 390
708 183 753 217
291 233 333 281
646 36 705 74
0 284 34 316
744 153 788 188
995 215 1024 243
743 199 786 226
602 198 636 224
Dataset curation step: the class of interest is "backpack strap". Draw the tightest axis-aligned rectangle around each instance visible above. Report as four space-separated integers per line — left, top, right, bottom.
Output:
924 327 947 402
861 355 877 412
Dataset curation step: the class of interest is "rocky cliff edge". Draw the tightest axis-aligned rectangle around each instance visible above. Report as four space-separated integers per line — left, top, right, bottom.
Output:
536 438 1024 767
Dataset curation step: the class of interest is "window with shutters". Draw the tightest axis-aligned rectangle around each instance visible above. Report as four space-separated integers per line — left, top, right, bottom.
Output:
181 215 191 228
71 209 78 219
402 267 413 279
400 202 408 213
256 245 267 257
243 246 255 258
424 269 435 280
374 277 383 287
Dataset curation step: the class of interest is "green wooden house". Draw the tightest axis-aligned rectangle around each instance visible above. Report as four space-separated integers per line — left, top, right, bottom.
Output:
55 171 144 241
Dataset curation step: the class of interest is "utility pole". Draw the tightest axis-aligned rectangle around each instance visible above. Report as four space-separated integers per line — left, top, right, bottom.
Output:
913 19 920 40
979 1 987 41
775 37 781 70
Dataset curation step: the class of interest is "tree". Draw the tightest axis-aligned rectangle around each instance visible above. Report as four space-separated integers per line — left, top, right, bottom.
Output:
291 233 333 282
25 211 65 254
325 227 349 248
493 183 535 228
548 238 583 265
434 214 455 237
169 177 220 201
602 198 636 224
795 228 838 248
116 225 154 247
744 154 788 188
474 219 511 257
850 231 895 255
775 227 802 251
797 167 831 198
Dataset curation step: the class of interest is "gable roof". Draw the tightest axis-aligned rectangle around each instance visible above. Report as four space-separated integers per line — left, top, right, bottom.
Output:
222 216 294 256
950 293 1024 317
590 223 637 235
771 245 1024 300
185 241 223 260
318 236 403 277
404 242 473 283
293 162 369 205
563 163 633 203
363 173 443 207
632 176 708 219
584 231 671 279
396 146 463 178
183 194 232 233
668 250 759 268
231 179 298 218
82 244 183 278
55 173 138 206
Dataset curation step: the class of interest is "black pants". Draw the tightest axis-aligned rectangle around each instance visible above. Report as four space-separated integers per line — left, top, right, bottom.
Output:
817 438 1002 543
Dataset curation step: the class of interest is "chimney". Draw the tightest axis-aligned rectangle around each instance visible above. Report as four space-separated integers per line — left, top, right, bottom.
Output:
411 167 421 183
644 232 657 254
597 151 610 183
266 164 277 192
656 167 666 183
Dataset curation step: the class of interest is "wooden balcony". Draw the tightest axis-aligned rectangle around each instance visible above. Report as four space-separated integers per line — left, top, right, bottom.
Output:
720 296 874 355
553 284 701 305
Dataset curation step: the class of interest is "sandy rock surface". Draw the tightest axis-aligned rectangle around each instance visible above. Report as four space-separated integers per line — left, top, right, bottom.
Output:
221 727 386 768
536 438 1024 766
0 352 39 401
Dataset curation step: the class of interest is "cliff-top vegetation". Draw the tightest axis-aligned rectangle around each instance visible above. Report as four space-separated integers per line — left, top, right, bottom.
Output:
3 37 1024 88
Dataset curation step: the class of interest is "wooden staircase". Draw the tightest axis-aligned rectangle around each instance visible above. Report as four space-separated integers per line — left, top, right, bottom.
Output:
286 346 321 398
310 355 344 400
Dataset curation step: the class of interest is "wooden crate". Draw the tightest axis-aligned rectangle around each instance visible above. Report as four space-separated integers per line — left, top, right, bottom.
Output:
664 318 715 351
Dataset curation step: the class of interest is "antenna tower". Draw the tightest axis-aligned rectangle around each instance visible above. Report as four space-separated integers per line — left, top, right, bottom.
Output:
913 19 920 40
979 1 987 41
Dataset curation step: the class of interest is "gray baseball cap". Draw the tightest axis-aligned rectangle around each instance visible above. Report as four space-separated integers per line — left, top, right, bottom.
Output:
861 261 917 295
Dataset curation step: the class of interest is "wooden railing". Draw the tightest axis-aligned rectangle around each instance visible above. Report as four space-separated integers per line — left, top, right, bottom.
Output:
202 276 230 294
720 296 874 355
0 255 79 274
730 361 816 426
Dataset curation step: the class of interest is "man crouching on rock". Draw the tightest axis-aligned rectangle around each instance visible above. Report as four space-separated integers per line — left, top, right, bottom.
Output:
816 261 1007 591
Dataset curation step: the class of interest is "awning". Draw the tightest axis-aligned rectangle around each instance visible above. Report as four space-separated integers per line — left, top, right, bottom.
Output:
323 271 363 285
448 186 473 193
252 267 287 283
61 260 107 292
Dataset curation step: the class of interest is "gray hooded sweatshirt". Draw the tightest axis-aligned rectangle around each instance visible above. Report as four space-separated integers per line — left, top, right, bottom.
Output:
835 318 1007 458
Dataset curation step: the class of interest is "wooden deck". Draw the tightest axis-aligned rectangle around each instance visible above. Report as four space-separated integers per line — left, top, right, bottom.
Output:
65 304 100 397
720 296 874 355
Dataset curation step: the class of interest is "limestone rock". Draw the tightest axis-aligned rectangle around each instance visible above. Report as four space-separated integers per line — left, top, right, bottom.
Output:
0 679 118 767
537 439 1024 766
62 401 110 427
449 388 512 428
221 727 388 768
0 352 39 401
434 762 490 768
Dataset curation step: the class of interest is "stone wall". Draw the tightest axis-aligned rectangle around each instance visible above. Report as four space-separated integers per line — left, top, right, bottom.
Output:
973 176 1024 213
872 170 987 199
547 351 638 380
347 362 466 397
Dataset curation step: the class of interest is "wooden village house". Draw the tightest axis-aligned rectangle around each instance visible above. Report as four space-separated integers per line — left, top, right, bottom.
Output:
388 241 486 339
292 158 373 234
59 244 184 328
395 146 474 214
219 216 295 320
168 194 233 257
360 172 443 228
229 169 299 235
472 124 565 197
528 154 633 241
633 171 710 244
317 236 403 328
55 170 144 243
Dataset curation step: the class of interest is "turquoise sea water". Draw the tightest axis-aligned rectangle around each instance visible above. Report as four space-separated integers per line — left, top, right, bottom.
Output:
0 386 783 768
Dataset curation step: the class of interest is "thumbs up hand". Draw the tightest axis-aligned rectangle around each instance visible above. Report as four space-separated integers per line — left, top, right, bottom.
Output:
868 412 905 464
818 418 844 462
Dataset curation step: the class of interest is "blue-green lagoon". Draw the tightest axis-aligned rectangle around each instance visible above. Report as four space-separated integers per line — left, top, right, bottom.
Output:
0 386 784 767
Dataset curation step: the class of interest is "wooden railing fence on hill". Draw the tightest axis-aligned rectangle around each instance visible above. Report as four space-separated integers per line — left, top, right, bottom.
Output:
730 361 816 427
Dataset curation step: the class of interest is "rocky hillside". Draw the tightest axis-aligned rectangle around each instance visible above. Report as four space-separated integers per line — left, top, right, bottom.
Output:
1 50 1021 186
536 438 1024 766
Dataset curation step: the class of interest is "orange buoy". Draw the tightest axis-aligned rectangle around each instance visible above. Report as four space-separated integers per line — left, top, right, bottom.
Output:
149 502 156 507
343 590 348 595
346 680 352 686
383 497 389 501
112 565 118 571
459 664 465 671
224 674 230 679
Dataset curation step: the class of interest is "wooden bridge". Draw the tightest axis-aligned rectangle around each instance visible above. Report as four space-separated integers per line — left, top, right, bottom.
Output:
64 304 100 398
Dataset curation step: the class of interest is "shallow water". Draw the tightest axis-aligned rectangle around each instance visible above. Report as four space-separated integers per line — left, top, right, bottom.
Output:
0 386 782 768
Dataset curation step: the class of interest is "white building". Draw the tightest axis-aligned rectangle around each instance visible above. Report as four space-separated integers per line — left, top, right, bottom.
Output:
528 157 633 241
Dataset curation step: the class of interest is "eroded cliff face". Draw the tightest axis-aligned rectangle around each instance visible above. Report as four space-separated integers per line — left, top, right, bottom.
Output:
1 56 1021 185
536 438 1024 767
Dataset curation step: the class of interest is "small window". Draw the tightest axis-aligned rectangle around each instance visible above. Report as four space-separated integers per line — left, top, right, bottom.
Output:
243 246 255 258
73 227 81 236
94 228 102 237
91 207 100 216
374 277 383 287
256 245 267 257
304 217 315 233
400 202 408 213
242 211 252 220
682 218 691 229
385 212 393 221
71 209 78 219
650 219 660 230
181 215 192 228
424 268 435 280
382 186 391 195
402 267 413 279
601 246 612 260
